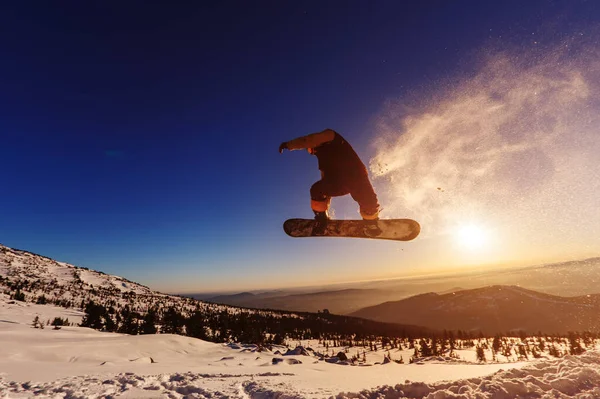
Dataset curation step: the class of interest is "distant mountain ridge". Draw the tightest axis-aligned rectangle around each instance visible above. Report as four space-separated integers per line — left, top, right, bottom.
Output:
350 285 600 334
197 257 600 315
201 288 412 314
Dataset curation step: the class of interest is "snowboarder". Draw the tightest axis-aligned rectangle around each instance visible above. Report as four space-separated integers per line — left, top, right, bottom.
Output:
279 128 380 224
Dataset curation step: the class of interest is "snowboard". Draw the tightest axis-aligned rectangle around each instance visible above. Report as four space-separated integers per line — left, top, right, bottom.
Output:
283 218 420 241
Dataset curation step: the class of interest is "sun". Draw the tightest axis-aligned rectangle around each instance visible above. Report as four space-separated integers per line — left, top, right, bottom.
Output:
457 224 489 250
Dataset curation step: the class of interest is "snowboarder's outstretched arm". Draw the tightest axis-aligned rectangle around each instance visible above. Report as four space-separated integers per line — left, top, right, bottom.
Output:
279 129 335 153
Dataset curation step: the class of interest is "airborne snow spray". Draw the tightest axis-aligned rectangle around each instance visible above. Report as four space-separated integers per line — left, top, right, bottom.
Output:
369 37 600 254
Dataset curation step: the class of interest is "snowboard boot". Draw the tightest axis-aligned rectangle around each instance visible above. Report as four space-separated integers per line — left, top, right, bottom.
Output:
312 211 329 235
361 208 382 237
360 208 380 221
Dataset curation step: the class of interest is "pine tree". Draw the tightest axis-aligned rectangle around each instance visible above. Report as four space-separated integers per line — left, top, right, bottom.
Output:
162 306 184 335
419 339 432 357
140 309 158 335
431 337 439 356
80 302 105 330
518 344 529 360
51 317 65 330
492 335 502 354
104 314 116 332
476 345 486 362
185 310 205 339
568 333 585 355
12 290 25 302
32 315 40 328
118 308 139 335
271 333 285 345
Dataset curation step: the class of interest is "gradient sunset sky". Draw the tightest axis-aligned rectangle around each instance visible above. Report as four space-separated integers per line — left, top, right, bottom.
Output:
2 1 599 293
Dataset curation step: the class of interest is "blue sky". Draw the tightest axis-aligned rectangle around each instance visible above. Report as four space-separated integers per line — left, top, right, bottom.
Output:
2 1 599 293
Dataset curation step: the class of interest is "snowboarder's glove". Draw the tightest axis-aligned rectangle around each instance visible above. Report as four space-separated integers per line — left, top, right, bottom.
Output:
278 142 289 153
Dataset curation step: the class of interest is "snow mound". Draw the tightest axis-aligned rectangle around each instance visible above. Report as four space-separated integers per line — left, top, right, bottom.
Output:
411 355 470 364
272 357 302 365
333 351 600 398
284 346 311 356
129 357 156 364
1 351 598 398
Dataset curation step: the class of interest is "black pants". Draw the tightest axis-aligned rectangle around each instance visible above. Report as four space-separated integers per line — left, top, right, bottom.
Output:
310 174 380 215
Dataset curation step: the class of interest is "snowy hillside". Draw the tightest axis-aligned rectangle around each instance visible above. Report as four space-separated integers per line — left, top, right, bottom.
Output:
0 244 154 295
0 242 309 322
0 243 431 341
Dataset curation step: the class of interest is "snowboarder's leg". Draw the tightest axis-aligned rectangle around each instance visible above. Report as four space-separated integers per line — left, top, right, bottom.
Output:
310 178 350 219
310 178 349 234
349 176 380 220
310 197 331 221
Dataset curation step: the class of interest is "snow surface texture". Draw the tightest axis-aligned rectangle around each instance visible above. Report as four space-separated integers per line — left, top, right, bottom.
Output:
2 341 600 399
1 299 599 398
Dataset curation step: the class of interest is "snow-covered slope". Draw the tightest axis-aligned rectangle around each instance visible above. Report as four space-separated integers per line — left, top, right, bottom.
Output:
0 243 434 344
1 303 599 398
2 243 600 397
0 243 272 319
0 244 154 294
0 292 84 326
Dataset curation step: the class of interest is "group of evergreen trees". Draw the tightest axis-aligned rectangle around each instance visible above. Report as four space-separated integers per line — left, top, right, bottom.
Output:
31 315 71 329
402 332 594 363
75 298 434 345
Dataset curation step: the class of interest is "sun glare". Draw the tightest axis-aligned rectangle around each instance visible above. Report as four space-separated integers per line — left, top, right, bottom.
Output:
457 224 488 250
